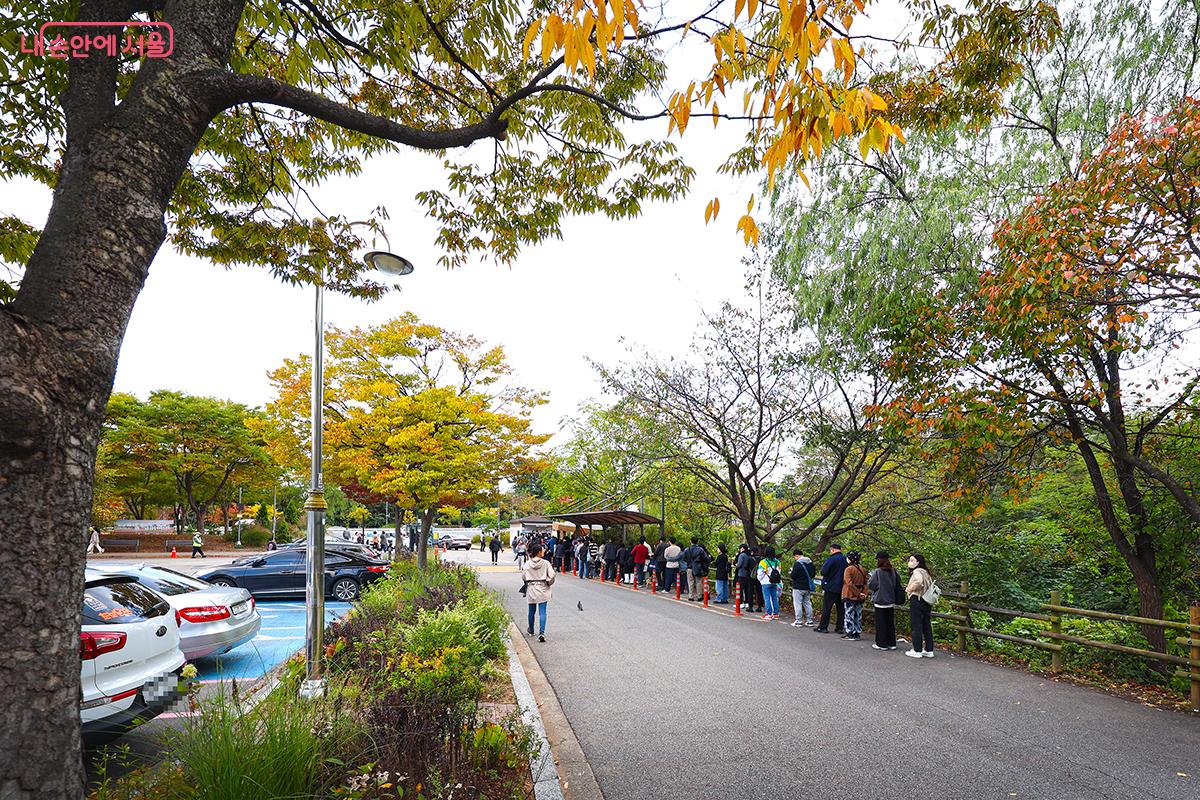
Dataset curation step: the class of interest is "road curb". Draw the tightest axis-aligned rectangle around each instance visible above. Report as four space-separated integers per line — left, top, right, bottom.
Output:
506 623 604 800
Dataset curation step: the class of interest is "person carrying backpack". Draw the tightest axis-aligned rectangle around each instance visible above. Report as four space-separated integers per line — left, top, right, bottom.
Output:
684 537 710 601
905 553 937 658
756 546 783 620
868 550 903 650
840 551 869 641
489 533 502 564
790 549 815 626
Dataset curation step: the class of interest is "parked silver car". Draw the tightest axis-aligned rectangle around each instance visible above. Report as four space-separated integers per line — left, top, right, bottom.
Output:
98 563 261 661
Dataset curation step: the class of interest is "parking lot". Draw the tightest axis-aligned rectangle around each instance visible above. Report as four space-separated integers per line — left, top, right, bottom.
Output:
191 599 351 682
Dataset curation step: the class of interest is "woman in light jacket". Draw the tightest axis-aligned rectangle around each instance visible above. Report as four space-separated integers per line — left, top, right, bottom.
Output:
904 552 935 658
522 544 556 642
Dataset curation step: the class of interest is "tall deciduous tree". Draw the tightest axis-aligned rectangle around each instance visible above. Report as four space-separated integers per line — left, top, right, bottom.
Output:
99 391 273 534
0 0 1054 792
769 1 1200 649
259 314 548 568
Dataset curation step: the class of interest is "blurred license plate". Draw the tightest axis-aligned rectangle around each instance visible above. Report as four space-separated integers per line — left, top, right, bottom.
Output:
231 601 248 616
143 673 179 703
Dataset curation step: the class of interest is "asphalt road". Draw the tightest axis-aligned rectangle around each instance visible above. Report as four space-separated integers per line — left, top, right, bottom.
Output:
482 569 1199 800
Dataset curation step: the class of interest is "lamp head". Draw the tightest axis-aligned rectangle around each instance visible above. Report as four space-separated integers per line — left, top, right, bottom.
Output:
362 250 414 277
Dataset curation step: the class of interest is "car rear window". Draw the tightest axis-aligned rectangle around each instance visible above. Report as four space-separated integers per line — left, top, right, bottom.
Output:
83 580 171 625
136 567 210 596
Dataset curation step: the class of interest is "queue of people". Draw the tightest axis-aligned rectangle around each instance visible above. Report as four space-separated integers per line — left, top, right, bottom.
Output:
516 529 941 657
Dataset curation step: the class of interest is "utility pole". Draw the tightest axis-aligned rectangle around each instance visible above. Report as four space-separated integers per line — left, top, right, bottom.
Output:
271 484 278 543
236 485 243 547
659 482 666 541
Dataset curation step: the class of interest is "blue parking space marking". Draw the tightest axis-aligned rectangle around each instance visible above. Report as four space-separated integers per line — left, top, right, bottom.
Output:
191 601 352 681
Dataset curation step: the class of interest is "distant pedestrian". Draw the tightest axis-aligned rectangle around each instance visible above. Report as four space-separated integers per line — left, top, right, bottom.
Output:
713 543 731 603
905 553 936 658
677 545 690 595
756 546 783 620
868 551 903 650
514 534 528 569
684 537 710 601
663 537 682 592
521 544 556 643
815 543 847 634
790 550 815 626
552 536 568 572
615 542 633 583
191 531 206 558
480 534 487 552
603 538 620 581
652 536 669 589
749 546 764 612
86 527 105 555
489 534 502 564
575 537 590 578
735 544 758 612
841 551 868 641
632 537 650 586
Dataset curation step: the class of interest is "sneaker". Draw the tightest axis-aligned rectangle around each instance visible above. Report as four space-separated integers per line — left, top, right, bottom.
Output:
813 628 828 634
922 650 935 658
848 634 861 641
538 634 546 642
804 621 814 627
527 629 534 636
871 644 885 650
886 646 897 651
761 614 772 620
791 620 803 627
904 649 924 659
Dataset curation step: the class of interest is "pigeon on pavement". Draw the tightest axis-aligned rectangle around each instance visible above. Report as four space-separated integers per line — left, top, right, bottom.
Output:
577 601 583 611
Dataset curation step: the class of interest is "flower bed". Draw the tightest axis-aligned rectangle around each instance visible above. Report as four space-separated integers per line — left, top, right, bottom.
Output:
91 557 536 800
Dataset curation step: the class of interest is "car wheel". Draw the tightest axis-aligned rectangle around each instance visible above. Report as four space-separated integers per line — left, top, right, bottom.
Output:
331 578 359 601
208 577 237 588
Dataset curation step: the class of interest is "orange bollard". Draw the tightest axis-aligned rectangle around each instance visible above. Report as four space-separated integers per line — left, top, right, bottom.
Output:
703 577 709 608
650 571 657 593
675 574 681 600
734 580 742 616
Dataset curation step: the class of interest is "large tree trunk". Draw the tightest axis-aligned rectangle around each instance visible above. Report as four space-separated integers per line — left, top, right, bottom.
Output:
417 507 436 569
0 5 242 794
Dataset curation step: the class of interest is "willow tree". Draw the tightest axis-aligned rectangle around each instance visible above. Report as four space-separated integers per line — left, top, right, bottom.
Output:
0 0 1054 794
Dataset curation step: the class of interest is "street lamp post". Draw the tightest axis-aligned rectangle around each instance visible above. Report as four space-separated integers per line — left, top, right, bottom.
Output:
300 250 414 700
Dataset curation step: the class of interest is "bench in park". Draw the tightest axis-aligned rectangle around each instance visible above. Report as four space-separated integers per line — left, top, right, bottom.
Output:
101 538 140 551
164 539 193 552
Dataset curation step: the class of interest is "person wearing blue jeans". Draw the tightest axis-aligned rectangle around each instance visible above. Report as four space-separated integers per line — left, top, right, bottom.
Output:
756 546 783 619
521 544 556 642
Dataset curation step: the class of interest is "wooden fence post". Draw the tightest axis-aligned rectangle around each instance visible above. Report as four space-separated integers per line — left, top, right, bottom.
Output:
1049 590 1063 674
1190 603 1200 712
956 579 969 652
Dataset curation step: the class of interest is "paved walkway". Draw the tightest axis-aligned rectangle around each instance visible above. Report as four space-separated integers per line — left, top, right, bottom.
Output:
482 569 1198 800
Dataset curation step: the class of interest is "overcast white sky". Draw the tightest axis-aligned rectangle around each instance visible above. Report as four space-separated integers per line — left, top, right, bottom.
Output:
2 4 916 443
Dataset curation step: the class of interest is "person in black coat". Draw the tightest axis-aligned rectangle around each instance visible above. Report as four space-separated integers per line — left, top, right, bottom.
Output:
617 543 635 583
815 543 848 634
652 536 669 590
602 539 620 581
734 544 760 612
713 543 731 603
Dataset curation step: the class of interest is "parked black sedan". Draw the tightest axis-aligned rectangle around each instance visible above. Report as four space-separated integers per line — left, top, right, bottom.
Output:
194 548 389 601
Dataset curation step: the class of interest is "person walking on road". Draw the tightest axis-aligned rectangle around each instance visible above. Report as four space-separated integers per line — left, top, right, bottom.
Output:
757 546 783 620
905 553 937 658
663 537 682 592
480 534 487 552
190 531 206 558
514 534 528 569
841 551 869 641
815 543 847 633
632 537 650 587
790 550 815 626
868 550 902 650
652 536 669 590
521 544 556 642
86 526 105 555
684 537 710 601
489 533 502 564
713 543 731 603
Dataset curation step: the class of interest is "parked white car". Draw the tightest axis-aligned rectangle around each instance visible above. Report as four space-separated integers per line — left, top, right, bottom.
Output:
81 568 186 742
99 563 261 660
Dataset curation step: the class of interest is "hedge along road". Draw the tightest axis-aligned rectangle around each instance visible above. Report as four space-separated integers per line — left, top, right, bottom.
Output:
478 567 1199 800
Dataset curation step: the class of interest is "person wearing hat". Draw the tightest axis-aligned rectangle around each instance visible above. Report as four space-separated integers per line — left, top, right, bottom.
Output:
868 550 903 650
815 543 847 633
840 551 869 640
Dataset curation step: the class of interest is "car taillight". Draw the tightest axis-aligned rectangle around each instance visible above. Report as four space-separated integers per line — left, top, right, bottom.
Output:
366 565 388 572
249 597 256 611
175 609 183 628
80 631 127 660
178 605 231 623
